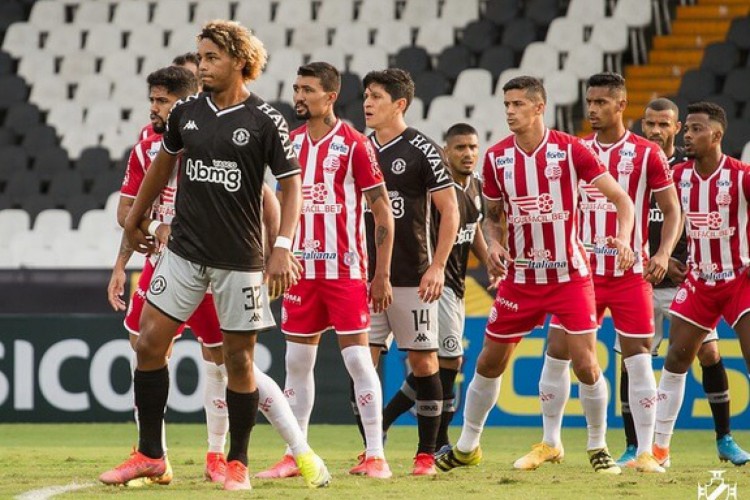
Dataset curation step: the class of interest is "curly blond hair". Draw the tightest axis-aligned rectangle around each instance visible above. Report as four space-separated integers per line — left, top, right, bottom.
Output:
198 20 267 82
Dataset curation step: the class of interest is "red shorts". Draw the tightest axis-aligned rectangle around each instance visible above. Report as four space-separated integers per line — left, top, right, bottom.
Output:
670 270 750 331
551 273 654 337
281 278 370 335
485 277 597 343
124 260 223 347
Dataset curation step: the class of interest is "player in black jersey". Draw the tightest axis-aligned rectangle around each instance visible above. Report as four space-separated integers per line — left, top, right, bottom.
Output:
359 69 459 476
105 20 329 491
615 98 750 466
381 123 492 451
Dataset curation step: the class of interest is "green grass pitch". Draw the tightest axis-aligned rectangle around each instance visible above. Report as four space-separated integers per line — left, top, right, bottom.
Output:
1 424 748 498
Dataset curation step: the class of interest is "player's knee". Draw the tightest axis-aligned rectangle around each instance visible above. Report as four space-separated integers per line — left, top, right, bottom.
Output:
697 343 720 366
223 348 252 375
570 357 598 385
663 347 692 373
409 352 438 376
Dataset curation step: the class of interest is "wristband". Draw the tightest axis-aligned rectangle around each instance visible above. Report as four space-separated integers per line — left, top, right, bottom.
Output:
274 236 292 250
147 220 162 237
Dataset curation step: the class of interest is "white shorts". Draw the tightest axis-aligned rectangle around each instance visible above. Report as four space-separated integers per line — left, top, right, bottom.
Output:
614 286 719 354
438 287 465 358
369 286 438 352
147 248 275 333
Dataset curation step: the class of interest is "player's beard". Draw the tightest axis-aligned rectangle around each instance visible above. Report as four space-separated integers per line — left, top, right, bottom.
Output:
152 116 166 134
295 107 311 120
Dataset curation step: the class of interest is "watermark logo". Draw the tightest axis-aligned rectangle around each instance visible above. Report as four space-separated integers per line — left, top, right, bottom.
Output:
697 470 737 500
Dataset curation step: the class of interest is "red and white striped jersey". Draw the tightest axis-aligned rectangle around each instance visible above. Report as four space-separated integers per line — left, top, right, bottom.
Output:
138 123 154 142
290 120 384 280
579 131 673 277
121 132 178 225
483 128 607 284
674 155 750 285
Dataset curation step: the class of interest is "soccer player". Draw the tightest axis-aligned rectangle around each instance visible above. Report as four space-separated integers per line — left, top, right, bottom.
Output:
615 98 750 466
138 53 200 142
654 102 750 468
101 20 328 491
105 65 328 487
361 68 460 475
380 123 490 451
514 73 681 474
435 76 635 475
257 62 394 479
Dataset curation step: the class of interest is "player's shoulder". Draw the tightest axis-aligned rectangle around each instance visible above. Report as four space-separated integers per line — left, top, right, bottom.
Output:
628 132 662 154
247 93 287 127
403 126 442 157
171 91 203 114
486 134 514 155
672 159 693 176
290 122 308 140
336 121 369 144
723 155 750 172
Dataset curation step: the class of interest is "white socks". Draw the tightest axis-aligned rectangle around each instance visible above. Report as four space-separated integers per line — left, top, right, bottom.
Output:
579 374 608 451
204 362 228 454
456 372 502 454
283 342 318 453
655 369 687 448
539 355 571 448
623 353 657 456
254 364 311 457
342 345 384 459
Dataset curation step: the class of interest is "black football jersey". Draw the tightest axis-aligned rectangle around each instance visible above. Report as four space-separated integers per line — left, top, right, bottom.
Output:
162 92 300 272
648 146 687 288
436 174 483 298
365 127 453 286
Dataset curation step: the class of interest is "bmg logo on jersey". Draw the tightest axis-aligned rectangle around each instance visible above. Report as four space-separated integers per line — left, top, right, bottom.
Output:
185 158 242 192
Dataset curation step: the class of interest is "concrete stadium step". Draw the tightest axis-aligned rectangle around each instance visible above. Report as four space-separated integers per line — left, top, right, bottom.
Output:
677 4 750 19
626 65 694 78
700 0 750 4
653 34 725 50
626 78 681 93
649 49 704 65
671 20 731 35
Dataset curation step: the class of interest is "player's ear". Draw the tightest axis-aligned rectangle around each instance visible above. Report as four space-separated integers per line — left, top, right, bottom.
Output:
674 121 682 134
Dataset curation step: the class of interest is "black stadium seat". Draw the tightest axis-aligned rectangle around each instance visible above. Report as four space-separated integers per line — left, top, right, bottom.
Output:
0 52 14 76
0 127 18 146
4 169 41 205
704 94 738 119
48 170 84 204
0 145 28 171
460 19 500 54
337 72 363 108
726 16 750 50
32 146 71 182
21 124 59 155
479 44 515 80
413 71 450 107
75 146 112 182
436 45 472 80
4 102 41 135
700 42 740 77
501 18 538 54
677 69 717 103
342 98 365 132
525 0 561 29
394 46 431 75
723 119 750 158
484 0 521 27
0 75 28 109
723 67 750 104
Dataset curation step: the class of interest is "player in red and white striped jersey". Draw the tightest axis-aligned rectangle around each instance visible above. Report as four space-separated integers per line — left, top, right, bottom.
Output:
655 102 750 468
529 73 681 474
258 62 394 480
436 76 635 476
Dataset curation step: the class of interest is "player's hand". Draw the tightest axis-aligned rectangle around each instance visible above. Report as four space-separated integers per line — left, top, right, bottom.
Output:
644 252 668 284
608 236 635 270
418 263 445 303
107 268 127 311
124 216 155 255
666 258 688 284
369 273 393 313
265 247 303 300
487 240 510 280
154 223 171 252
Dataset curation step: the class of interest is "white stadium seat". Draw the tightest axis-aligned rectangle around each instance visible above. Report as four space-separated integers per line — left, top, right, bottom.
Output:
193 0 233 25
405 97 424 122
47 101 85 131
126 25 168 56
74 74 113 104
426 95 468 125
566 0 607 27
3 23 41 58
349 46 387 77
0 209 31 249
29 78 69 111
590 18 629 73
111 0 151 28
545 17 586 55
44 25 84 57
373 21 413 52
742 142 750 163
100 51 141 79
152 0 193 28
33 209 73 238
415 19 455 55
399 0 440 27
74 1 111 27
357 0 398 27
17 51 56 84
440 0 481 29
316 0 356 28
84 24 125 56
234 0 274 25
333 23 372 51
273 0 315 28
58 53 99 83
28 0 66 31
452 69 493 106
519 42 560 79
308 47 347 73
289 24 330 51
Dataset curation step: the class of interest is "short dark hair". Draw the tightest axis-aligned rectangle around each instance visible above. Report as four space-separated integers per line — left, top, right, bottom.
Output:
172 52 199 67
686 101 727 131
297 62 341 93
586 72 626 95
363 68 414 110
445 123 479 140
147 65 199 97
502 76 546 103
645 97 679 116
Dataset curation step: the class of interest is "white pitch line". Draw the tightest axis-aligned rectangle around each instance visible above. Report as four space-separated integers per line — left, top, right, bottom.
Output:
16 482 96 500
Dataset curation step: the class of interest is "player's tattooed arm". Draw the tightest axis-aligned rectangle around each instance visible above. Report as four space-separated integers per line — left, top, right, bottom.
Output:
107 233 133 312
364 184 394 312
483 199 510 280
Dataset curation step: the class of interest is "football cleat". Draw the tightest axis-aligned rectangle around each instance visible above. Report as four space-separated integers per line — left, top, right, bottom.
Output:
125 455 173 487
717 435 750 466
296 451 331 488
255 454 300 478
588 448 622 475
435 445 482 472
513 443 564 470
362 456 392 478
204 452 227 483
652 444 671 468
412 452 437 476
223 460 251 491
99 448 167 486
626 452 666 473
615 444 637 467
349 452 367 475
